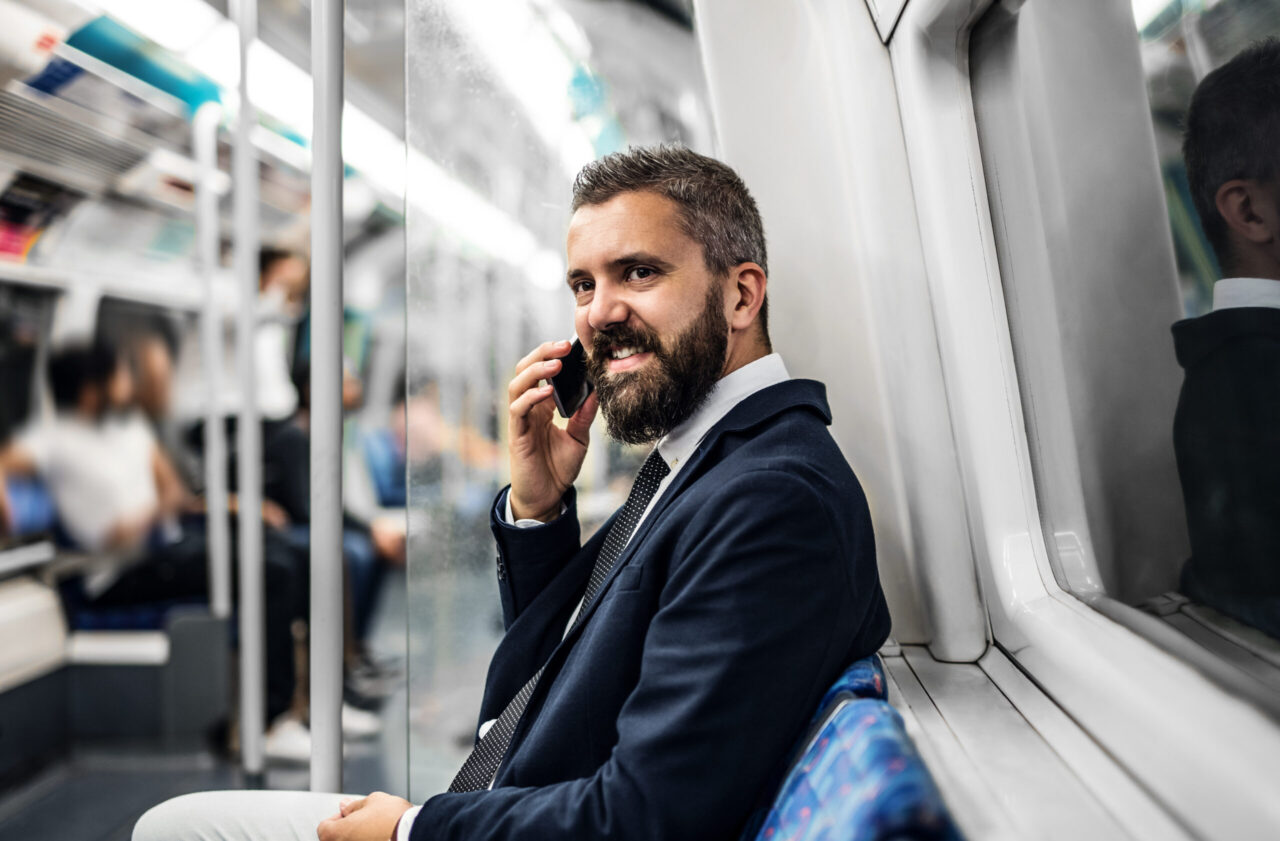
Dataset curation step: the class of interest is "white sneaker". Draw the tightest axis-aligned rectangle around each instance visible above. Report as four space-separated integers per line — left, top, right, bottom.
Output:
264 716 312 765
342 702 383 741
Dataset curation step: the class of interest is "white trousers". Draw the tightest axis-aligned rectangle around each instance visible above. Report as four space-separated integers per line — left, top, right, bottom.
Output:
132 790 360 841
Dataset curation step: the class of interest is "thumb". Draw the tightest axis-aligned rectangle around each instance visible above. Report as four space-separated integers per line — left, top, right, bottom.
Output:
340 796 366 816
565 391 599 445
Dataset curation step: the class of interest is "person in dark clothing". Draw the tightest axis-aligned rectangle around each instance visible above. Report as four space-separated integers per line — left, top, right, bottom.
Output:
1174 37 1280 637
134 146 890 841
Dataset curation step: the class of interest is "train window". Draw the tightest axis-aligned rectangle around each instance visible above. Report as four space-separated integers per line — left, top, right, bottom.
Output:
971 0 1280 710
403 0 714 799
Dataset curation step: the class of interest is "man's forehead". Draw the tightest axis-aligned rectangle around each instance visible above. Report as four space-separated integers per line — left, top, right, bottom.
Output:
566 191 690 257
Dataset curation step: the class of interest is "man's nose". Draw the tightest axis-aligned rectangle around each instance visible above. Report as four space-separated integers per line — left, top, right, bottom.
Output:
587 281 630 332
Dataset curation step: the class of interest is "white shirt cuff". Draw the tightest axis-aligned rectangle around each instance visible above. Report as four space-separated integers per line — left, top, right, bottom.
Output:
395 804 423 841
502 488 566 527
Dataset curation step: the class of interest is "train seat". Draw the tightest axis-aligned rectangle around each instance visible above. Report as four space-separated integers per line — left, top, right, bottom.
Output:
744 656 964 841
1 476 228 744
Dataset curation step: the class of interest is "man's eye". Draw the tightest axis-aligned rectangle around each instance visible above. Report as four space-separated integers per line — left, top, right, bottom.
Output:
572 280 594 296
625 266 655 281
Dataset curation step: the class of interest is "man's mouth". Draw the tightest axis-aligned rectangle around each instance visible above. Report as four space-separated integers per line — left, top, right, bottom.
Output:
604 345 653 373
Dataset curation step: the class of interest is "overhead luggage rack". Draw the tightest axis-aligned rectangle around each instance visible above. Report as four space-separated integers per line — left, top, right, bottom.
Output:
0 87 148 195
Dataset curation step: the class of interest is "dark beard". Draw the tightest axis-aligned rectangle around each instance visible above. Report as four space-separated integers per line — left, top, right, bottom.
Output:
586 282 728 445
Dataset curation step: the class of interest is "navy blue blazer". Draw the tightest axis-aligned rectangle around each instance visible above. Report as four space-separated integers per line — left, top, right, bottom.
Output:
414 379 891 841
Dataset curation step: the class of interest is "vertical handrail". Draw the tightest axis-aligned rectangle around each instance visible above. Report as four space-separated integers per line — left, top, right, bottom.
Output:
231 0 266 786
193 102 232 620
310 0 345 794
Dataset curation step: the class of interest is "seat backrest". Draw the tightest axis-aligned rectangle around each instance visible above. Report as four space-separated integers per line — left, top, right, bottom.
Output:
745 656 964 841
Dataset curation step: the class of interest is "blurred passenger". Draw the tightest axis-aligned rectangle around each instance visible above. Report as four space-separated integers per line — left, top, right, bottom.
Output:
257 247 309 422
0 341 304 751
126 330 384 747
131 330 204 494
136 146 890 841
1175 37 1280 638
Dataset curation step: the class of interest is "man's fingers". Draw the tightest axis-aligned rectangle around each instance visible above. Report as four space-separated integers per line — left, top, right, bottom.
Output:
340 796 366 816
507 357 562 405
513 340 572 377
316 816 339 841
509 384 555 421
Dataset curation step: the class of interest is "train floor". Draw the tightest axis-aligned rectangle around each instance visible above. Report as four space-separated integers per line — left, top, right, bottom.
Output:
0 571 409 841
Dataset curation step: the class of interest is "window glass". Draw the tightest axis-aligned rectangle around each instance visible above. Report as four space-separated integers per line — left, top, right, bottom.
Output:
971 0 1280 710
403 0 714 799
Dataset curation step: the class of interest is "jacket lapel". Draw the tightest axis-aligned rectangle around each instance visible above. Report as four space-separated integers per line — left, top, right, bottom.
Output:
551 379 831 649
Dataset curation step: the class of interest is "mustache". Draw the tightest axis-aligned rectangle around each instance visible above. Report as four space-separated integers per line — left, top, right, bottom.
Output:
589 327 662 364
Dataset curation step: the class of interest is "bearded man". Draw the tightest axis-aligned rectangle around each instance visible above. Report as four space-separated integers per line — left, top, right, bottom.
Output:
134 146 890 841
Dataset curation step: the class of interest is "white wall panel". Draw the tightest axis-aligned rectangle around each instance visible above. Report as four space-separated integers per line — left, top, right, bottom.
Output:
695 0 987 659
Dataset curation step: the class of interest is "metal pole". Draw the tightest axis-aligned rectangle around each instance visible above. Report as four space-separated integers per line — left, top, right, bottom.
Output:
310 0 345 794
194 102 232 620
231 0 266 786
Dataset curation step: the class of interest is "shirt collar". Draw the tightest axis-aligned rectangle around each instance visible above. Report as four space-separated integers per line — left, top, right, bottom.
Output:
1212 277 1280 311
655 353 791 471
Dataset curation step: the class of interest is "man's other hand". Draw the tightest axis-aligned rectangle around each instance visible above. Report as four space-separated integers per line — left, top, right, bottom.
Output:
316 791 413 841
507 339 599 522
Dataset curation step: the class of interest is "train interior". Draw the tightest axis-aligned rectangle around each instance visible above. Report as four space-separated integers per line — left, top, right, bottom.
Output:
0 0 1278 839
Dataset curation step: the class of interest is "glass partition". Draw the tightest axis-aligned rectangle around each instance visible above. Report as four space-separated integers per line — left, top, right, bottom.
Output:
403 0 713 799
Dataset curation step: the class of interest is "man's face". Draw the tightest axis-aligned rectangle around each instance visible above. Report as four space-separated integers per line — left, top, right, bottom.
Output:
566 191 729 445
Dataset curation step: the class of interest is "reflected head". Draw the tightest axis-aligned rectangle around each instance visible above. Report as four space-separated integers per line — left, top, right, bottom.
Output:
1183 37 1280 274
572 145 770 339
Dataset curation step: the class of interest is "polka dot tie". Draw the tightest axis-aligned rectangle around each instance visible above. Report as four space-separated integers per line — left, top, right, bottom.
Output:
447 449 671 792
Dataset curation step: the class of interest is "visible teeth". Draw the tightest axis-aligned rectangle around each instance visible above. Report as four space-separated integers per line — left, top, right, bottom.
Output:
611 347 641 360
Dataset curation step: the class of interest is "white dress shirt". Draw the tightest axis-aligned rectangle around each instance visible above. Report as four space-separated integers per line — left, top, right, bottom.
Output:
1212 276 1280 311
396 353 791 840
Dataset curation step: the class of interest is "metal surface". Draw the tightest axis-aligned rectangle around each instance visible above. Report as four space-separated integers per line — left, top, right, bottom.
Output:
309 0 345 794
194 102 232 621
232 0 266 779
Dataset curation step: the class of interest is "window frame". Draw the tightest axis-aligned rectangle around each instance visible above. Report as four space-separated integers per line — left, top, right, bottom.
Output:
888 0 1280 833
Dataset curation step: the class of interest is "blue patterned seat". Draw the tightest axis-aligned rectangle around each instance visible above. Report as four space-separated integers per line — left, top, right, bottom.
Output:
744 656 964 841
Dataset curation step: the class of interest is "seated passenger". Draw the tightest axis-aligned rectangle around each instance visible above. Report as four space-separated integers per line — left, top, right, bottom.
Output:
124 330 386 745
134 146 891 841
1174 37 1280 638
0 341 303 751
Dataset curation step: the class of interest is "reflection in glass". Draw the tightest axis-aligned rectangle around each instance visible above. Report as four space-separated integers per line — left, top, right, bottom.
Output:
1136 0 1280 315
972 0 1280 712
404 0 713 799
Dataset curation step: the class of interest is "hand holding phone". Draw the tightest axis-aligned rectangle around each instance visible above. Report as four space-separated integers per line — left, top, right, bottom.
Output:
506 338 598 522
550 338 594 418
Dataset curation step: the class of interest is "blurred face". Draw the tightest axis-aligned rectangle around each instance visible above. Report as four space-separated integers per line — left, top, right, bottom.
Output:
566 191 730 444
262 255 310 313
133 339 173 420
105 361 134 412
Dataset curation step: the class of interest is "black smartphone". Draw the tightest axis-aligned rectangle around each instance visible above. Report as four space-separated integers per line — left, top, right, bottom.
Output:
551 339 594 418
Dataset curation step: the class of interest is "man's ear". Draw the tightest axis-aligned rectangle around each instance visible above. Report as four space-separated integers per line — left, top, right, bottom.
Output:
1215 179 1280 246
726 262 767 333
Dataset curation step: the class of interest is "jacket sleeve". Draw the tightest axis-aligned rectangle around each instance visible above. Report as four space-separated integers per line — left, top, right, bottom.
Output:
415 469 867 841
491 486 582 630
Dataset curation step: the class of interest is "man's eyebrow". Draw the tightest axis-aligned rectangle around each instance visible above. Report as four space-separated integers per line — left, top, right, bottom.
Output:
566 253 676 286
